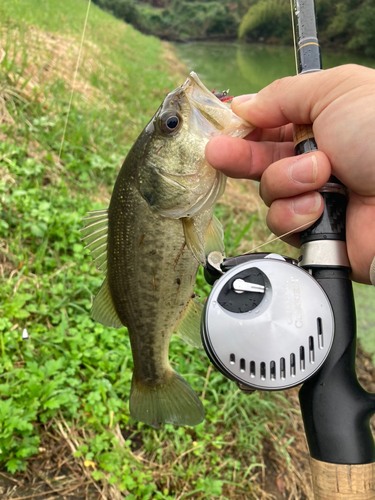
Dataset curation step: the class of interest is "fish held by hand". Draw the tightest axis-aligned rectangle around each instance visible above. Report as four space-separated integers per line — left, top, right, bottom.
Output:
81 72 254 427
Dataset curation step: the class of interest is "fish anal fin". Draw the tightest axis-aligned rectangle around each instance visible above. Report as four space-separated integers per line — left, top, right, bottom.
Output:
174 297 203 349
92 278 124 329
130 370 204 427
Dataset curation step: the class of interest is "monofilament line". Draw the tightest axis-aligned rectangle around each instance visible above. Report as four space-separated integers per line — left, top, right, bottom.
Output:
58 0 92 160
290 0 298 75
244 218 319 254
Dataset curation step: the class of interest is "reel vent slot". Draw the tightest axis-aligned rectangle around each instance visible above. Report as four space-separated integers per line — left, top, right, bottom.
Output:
290 353 296 376
317 317 324 348
250 361 256 377
280 357 286 379
300 346 306 371
260 362 266 380
309 336 315 363
270 361 276 380
240 358 246 373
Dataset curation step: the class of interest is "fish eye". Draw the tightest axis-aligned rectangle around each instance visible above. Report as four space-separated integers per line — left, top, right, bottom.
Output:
166 116 179 129
159 111 182 135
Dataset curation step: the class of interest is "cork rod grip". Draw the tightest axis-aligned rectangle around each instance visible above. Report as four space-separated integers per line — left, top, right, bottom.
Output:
310 458 375 499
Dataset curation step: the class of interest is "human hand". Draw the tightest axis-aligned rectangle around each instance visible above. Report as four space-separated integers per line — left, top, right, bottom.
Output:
206 64 375 284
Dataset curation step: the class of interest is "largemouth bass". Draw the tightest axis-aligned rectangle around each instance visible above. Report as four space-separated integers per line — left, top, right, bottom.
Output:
82 73 253 427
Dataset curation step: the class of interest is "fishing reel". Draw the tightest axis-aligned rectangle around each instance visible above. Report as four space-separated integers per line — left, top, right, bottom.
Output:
201 251 335 392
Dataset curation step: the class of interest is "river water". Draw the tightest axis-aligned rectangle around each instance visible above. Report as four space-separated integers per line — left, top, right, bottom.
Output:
174 41 375 95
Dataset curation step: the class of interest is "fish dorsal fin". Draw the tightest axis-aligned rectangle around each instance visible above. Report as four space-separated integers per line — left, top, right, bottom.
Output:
92 277 124 329
80 209 108 272
81 209 123 328
204 214 225 256
182 217 205 266
174 297 203 349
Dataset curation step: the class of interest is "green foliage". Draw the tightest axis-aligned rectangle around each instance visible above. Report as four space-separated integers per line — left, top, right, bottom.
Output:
354 283 375 364
238 0 290 42
94 0 250 41
239 0 375 55
323 2 350 42
92 0 139 24
347 0 375 56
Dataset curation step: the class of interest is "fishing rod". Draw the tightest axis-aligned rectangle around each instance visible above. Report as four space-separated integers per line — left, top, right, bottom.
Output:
201 0 375 497
291 0 375 496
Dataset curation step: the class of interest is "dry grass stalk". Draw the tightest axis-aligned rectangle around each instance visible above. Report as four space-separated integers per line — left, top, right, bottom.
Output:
0 26 112 107
53 415 123 500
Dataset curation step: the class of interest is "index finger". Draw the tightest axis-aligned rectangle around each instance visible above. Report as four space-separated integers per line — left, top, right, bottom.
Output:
232 65 373 129
205 135 295 180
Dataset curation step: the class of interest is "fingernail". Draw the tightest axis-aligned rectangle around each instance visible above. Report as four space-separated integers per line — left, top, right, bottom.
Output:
293 192 321 215
232 93 257 106
289 155 317 184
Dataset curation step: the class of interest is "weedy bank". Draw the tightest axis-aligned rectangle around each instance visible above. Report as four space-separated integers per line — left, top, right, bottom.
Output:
0 1 374 500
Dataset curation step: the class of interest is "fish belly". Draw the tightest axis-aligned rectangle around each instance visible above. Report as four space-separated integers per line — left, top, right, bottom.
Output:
107 180 199 379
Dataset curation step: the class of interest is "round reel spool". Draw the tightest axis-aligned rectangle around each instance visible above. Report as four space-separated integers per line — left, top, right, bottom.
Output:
201 255 335 391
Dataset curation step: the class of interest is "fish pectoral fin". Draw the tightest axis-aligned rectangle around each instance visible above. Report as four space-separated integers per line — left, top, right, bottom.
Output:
204 215 225 256
130 370 204 427
174 297 203 349
92 278 124 329
80 209 108 273
182 215 225 267
182 217 205 266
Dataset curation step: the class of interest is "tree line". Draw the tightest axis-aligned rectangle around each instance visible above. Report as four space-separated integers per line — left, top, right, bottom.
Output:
92 0 375 56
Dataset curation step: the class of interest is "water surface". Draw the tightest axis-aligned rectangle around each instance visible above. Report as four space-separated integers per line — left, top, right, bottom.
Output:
175 41 375 95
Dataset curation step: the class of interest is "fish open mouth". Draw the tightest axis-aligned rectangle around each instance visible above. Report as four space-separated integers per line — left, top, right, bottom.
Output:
182 72 254 137
183 72 231 127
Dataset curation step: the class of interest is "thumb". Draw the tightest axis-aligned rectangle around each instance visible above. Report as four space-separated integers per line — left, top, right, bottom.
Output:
231 64 371 129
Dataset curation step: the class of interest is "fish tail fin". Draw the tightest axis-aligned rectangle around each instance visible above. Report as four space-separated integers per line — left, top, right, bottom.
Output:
129 370 204 427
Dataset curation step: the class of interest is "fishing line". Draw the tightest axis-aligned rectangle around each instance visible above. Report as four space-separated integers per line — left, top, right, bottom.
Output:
58 0 92 160
243 218 319 254
290 0 298 75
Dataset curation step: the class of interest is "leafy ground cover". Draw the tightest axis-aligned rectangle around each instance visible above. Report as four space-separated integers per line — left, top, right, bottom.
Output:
0 1 374 499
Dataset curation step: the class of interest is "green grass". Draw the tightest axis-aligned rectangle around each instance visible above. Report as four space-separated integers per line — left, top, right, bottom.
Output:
354 283 375 363
0 1 296 498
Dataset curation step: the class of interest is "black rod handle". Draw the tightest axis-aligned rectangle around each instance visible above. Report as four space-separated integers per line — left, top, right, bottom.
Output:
292 0 375 466
299 269 375 463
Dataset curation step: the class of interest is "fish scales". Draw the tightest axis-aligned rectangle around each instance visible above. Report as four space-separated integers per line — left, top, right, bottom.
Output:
107 159 206 386
81 72 254 427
